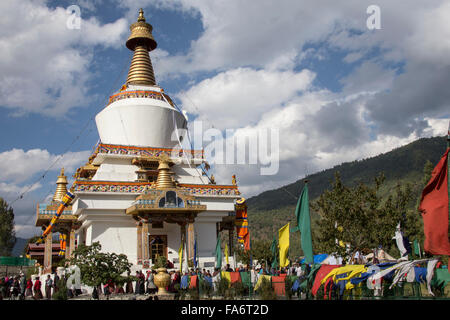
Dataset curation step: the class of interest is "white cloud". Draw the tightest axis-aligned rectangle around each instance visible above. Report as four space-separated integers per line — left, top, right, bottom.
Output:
0 147 90 238
177 67 315 130
0 1 128 116
0 148 90 184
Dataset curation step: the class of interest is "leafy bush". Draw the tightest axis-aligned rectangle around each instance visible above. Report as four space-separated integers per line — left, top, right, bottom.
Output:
231 281 247 298
52 277 67 300
152 256 167 270
257 277 276 300
216 276 230 297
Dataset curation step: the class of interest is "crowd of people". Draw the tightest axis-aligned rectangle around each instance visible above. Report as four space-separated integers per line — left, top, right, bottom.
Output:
0 270 85 300
0 272 61 300
0 262 310 300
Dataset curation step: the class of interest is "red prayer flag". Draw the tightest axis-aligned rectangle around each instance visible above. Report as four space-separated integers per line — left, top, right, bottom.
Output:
311 264 341 297
243 232 250 251
230 272 241 284
271 276 285 296
189 275 198 289
419 149 450 256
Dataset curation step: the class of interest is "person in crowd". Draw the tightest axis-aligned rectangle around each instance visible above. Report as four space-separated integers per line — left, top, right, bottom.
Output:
9 276 19 300
145 270 151 293
139 271 145 294
250 266 258 288
126 271 133 294
0 277 4 300
33 276 43 300
45 274 53 300
147 270 157 294
25 277 33 297
225 264 233 272
173 270 180 287
67 285 74 299
212 268 221 292
4 276 11 298
135 271 141 294
53 272 59 293
19 273 26 300
103 280 111 299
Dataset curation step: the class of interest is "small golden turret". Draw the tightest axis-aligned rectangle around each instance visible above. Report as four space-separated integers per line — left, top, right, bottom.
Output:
126 8 157 86
155 160 176 189
53 168 68 203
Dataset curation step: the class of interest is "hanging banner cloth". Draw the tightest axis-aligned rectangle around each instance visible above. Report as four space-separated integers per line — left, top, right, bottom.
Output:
58 234 67 257
419 149 450 256
235 198 249 245
36 191 75 244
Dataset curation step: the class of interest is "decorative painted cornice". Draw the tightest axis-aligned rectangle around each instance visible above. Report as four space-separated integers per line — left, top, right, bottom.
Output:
72 180 240 196
94 143 204 160
107 90 168 106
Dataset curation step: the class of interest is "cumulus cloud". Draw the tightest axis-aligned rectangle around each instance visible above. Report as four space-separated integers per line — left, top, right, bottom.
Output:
0 1 128 116
0 147 90 238
0 148 91 184
177 67 315 130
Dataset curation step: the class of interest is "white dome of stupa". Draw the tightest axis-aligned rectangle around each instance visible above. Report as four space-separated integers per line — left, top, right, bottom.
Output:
95 9 187 149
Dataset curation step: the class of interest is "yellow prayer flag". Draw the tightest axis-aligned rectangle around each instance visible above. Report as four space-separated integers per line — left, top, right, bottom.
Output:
278 223 290 268
225 243 229 264
221 271 231 287
178 241 183 272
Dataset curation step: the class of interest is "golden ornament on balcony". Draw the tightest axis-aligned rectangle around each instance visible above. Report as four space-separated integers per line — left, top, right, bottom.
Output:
52 168 68 203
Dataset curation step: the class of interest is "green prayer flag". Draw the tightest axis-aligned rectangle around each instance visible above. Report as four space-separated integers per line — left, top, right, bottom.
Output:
293 183 314 264
215 236 222 269
270 236 278 269
413 239 420 256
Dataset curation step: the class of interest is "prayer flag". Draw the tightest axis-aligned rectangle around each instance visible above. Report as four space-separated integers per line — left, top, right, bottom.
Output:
292 183 314 264
279 223 290 268
419 149 450 256
225 243 229 264
178 241 183 272
215 236 222 269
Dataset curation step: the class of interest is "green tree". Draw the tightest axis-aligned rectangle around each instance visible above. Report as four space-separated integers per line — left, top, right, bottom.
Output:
0 198 16 256
68 242 132 288
312 172 416 260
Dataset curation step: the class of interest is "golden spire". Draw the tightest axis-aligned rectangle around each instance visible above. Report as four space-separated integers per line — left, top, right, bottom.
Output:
53 168 68 203
126 8 157 86
155 160 176 189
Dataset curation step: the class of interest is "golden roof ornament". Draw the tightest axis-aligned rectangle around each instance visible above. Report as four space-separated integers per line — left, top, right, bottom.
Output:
155 160 176 189
125 8 157 86
52 168 68 203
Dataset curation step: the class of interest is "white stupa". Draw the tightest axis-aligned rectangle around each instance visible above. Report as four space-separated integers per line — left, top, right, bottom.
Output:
69 9 241 271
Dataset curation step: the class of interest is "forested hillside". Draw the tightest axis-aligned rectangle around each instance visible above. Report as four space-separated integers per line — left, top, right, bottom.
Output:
246 136 447 257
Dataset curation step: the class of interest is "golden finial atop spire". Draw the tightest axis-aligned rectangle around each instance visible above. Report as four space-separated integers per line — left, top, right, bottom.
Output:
125 8 157 86
53 168 68 203
138 8 145 22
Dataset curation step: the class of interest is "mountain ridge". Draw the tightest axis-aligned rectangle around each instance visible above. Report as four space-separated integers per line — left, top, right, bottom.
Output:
246 135 447 212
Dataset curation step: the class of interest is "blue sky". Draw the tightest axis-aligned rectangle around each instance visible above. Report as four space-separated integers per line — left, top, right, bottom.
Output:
1 0 449 238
